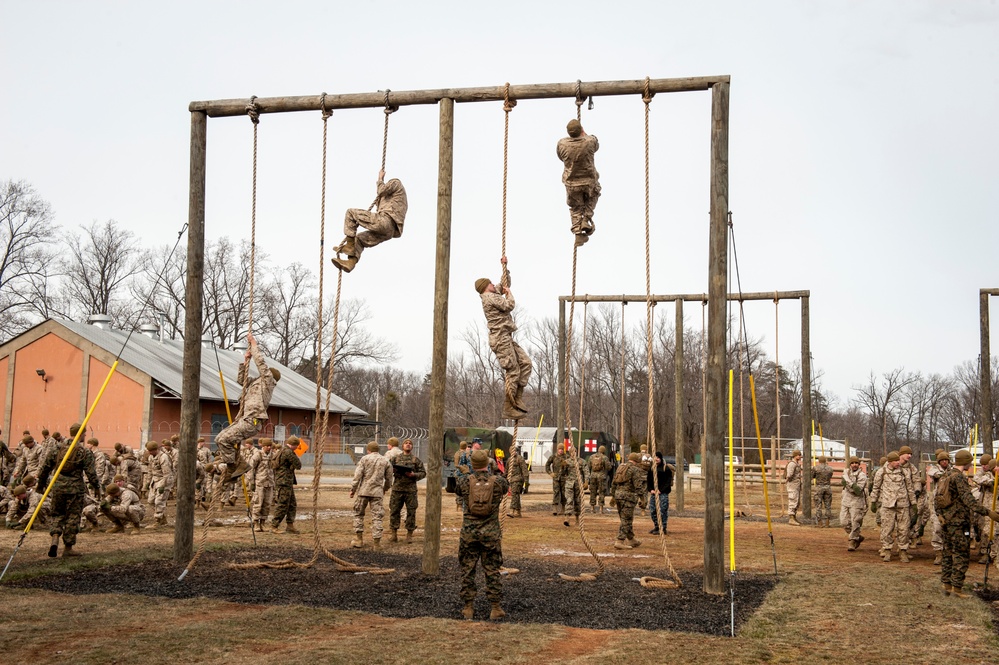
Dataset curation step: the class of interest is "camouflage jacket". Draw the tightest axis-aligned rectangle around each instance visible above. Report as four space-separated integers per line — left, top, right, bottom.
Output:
117 454 143 490
587 453 610 475
870 464 916 508
13 443 45 482
973 467 995 502
812 463 834 487
252 448 275 488
506 453 529 484
374 178 408 232
937 466 990 526
480 291 517 336
235 346 277 423
92 449 112 485
840 467 868 507
149 451 174 485
351 452 392 498
273 446 301 488
613 461 647 504
785 459 802 486
545 452 568 479
390 452 425 491
556 134 600 186
37 442 101 497
456 469 509 543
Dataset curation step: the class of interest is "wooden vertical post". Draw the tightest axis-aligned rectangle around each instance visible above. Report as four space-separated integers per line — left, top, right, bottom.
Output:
801 295 812 519
704 80 729 595
174 111 207 564
422 98 454 575
674 299 685 510
557 298 566 440
982 291 994 457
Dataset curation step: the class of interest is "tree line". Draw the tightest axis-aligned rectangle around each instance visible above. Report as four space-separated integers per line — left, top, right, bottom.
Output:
3 179 996 461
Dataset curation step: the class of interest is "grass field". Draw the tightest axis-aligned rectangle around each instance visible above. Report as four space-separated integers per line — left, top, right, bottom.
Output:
2 476 998 664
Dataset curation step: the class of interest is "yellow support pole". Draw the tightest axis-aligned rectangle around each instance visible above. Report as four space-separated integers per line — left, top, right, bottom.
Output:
749 376 773 529
818 423 826 458
526 414 544 472
728 369 736 572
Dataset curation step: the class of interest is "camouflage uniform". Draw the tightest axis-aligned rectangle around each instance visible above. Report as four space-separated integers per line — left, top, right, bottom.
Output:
89 443 113 490
586 450 611 512
388 450 425 533
37 438 101 550
545 450 568 515
340 177 407 262
5 488 47 528
556 125 601 240
785 456 802 518
562 454 585 517
812 461 834 525
937 465 994 591
456 466 510 605
11 438 44 487
870 463 917 557
271 443 302 529
972 465 994 557
147 447 174 521
926 461 946 558
196 444 213 502
115 452 143 494
0 438 15 486
350 449 393 540
214 346 277 466
900 458 922 542
505 449 529 515
479 284 532 420
250 445 275 528
613 458 647 544
0 484 10 517
101 485 145 529
839 465 868 547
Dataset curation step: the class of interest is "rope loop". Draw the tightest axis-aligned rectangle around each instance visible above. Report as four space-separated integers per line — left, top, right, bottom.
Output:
320 92 332 120
383 89 398 115
642 77 653 105
502 82 517 113
246 95 260 124
574 80 584 120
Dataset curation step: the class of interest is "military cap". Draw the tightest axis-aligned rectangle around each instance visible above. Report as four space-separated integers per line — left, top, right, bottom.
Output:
69 423 82 436
471 449 489 469
886 452 900 462
53 432 62 440
366 441 380 453
21 435 33 445
818 456 827 463
628 452 642 463
113 474 126 482
899 445 913 455
204 463 216 473
879 456 887 465
849 456 861 465
145 441 159 451
474 278 490 294
566 119 583 137
936 450 950 462
22 475 36 487
935 448 945 457
260 438 274 447
114 442 125 453
11 484 27 496
86 437 99 447
106 483 121 495
955 449 973 466
980 454 993 466
598 445 606 454
270 368 281 382
171 434 180 442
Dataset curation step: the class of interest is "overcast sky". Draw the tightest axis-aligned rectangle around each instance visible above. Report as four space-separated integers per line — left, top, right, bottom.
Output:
3 1 998 409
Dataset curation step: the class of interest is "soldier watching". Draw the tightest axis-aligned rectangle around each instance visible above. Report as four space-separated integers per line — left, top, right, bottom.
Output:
812 456 834 528
937 449 999 597
270 437 302 534
388 438 425 543
613 452 647 549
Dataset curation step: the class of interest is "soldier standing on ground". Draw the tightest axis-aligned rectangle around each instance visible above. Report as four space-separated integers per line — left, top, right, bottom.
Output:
36 424 102 557
270 437 302 534
474 258 532 420
562 446 585 525
870 451 917 563
613 452 647 550
332 169 407 273
86 438 112 490
926 450 949 565
505 443 528 518
840 456 868 551
10 435 43 488
250 438 275 532
350 441 393 550
456 449 510 621
783 450 803 526
587 445 611 514
545 443 568 516
454 441 470 511
936 449 999 597
145 440 173 528
556 119 601 247
812 456 834 527
388 438 425 543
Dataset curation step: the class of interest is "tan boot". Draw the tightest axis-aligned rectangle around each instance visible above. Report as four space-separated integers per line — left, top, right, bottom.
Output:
461 601 474 620
788 515 801 526
389 529 398 543
847 540 858 552
899 550 911 563
614 538 630 550
951 586 970 599
350 533 363 548
106 524 125 534
882 550 891 562
941 584 952 596
406 530 414 543
373 537 381 550
271 523 282 533
255 520 265 533
516 510 522 518
331 256 358 273
337 236 356 256
626 538 642 549
285 523 299 534
933 552 943 565
62 545 81 558
489 603 506 621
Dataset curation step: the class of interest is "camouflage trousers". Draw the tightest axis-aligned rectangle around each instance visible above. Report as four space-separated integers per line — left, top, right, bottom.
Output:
941 520 973 589
81 503 100 527
564 182 601 233
813 485 832 521
49 491 85 547
147 480 169 519
878 505 911 552
353 495 385 538
509 479 524 512
839 500 865 542
252 484 273 523
551 477 566 514
458 536 503 602
102 503 145 527
589 473 608 508
913 492 930 542
787 482 801 516
214 416 259 465
344 208 396 260
389 489 418 531
616 498 637 541
929 511 943 552
271 485 296 527
563 479 582 517
488 331 531 416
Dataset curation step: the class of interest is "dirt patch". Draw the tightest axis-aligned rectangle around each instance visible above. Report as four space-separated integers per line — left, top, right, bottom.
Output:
9 546 775 634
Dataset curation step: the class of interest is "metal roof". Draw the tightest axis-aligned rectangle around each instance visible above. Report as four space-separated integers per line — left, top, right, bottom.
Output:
53 318 366 417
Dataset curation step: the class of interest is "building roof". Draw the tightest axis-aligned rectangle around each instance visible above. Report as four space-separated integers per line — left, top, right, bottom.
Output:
49 318 367 417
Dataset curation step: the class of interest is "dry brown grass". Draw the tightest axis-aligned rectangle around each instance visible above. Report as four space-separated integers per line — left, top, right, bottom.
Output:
2 477 998 664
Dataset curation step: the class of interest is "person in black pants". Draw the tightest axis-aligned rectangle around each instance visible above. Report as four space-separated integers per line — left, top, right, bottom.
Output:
648 452 673 535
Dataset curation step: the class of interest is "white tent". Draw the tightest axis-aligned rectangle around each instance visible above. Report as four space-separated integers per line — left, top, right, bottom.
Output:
787 436 856 460
497 426 556 467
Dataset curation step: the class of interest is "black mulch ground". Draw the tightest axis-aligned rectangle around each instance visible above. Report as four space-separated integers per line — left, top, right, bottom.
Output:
10 547 776 634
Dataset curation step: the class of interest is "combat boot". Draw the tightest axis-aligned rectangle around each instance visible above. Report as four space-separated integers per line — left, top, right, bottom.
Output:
62 545 81 557
489 603 506 621
979 554 992 565
788 515 801 526
372 537 381 550
941 584 952 596
255 520 265 533
882 550 891 563
516 510 522 518
389 529 398 543
461 601 474 620
406 530 414 543
614 538 630 550
48 534 59 558
934 552 943 565
285 523 299 534
331 256 358 273
847 540 858 552
337 236 356 257
899 550 911 563
106 524 125 534
270 522 281 533
351 533 363 548
951 586 970 599
626 537 642 549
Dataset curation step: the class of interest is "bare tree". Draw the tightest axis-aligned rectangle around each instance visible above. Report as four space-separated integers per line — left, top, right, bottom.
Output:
853 368 917 458
131 242 188 339
202 237 271 349
0 180 59 339
61 219 144 326
258 262 317 367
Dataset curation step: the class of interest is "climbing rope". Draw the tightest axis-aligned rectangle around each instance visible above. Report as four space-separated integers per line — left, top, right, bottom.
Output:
228 94 391 574
366 90 397 213
775 294 787 514
637 76 681 589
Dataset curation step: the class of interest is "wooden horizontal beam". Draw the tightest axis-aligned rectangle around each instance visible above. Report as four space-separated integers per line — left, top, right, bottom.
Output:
982 288 999 296
188 76 730 118
558 290 810 304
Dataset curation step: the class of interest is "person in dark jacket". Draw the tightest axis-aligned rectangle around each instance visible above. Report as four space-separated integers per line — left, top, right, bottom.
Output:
647 451 673 535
